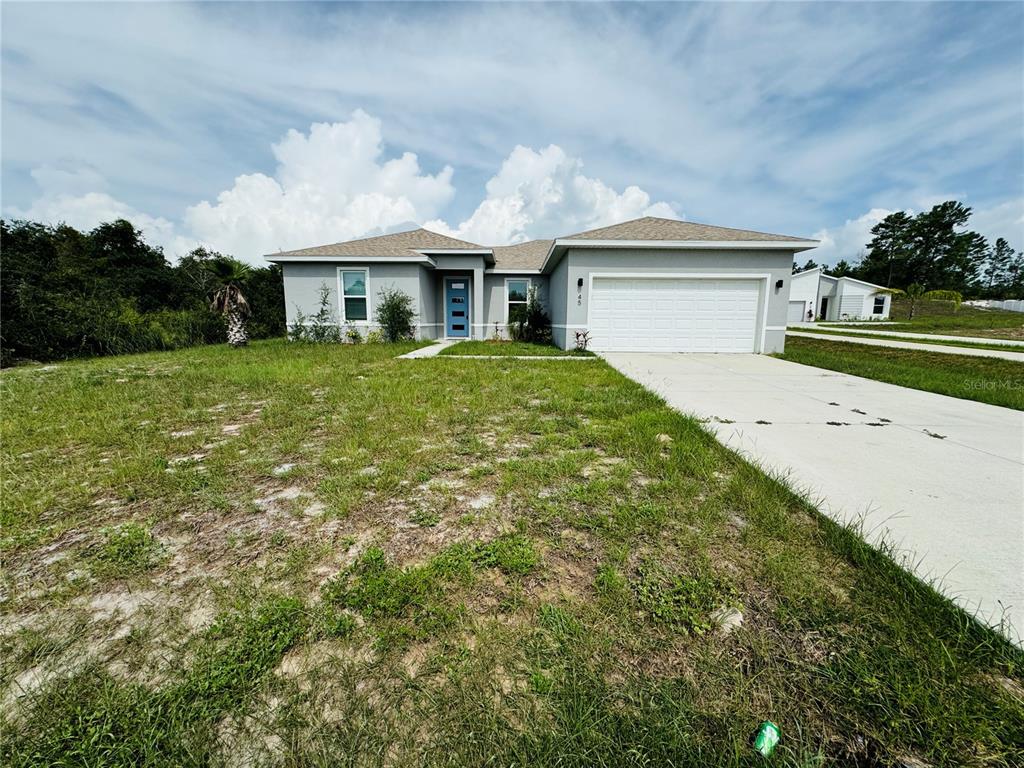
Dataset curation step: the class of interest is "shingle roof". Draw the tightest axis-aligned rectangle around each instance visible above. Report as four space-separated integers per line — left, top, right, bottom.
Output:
562 216 815 243
491 240 553 270
267 228 485 259
266 217 816 267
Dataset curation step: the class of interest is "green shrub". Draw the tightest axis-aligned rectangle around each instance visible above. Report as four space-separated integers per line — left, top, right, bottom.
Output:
374 287 417 342
923 289 963 309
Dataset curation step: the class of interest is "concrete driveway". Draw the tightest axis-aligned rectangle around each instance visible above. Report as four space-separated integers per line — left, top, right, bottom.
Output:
603 353 1024 644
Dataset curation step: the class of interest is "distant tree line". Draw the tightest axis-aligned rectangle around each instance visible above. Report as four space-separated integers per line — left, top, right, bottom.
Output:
793 201 1023 299
1 218 284 366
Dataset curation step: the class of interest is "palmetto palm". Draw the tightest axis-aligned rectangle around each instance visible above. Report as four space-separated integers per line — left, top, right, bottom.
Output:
207 258 252 347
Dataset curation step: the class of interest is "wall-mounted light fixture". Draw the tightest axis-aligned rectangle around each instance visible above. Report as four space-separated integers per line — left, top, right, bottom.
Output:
577 278 584 289
577 277 584 306
775 279 784 290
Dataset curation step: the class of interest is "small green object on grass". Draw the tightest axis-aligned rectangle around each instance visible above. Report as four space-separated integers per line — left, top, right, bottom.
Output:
753 720 780 757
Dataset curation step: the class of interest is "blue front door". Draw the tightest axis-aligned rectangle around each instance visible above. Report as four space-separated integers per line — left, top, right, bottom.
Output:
445 278 470 338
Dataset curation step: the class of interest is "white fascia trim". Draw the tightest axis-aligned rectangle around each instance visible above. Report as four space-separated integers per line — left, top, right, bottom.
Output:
486 268 543 275
541 238 819 272
564 239 819 250
791 267 822 278
836 275 889 291
268 255 437 266
585 271 774 354
414 248 492 255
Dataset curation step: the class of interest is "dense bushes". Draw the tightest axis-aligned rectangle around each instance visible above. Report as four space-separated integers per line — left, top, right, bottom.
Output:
0 219 285 365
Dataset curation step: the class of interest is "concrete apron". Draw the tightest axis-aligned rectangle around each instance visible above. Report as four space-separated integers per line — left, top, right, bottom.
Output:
603 352 1024 646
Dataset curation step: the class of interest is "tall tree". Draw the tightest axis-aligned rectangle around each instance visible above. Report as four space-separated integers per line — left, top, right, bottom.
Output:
858 211 915 287
983 238 1015 293
831 259 854 278
858 202 988 290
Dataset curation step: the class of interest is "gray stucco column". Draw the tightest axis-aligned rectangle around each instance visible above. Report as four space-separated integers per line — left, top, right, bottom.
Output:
473 266 485 339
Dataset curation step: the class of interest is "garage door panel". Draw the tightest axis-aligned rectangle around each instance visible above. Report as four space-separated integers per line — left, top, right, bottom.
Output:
590 277 760 353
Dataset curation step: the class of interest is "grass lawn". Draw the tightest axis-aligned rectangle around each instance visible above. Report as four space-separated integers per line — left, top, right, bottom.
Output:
1 339 1021 766
779 336 1024 410
439 340 594 356
792 327 1023 352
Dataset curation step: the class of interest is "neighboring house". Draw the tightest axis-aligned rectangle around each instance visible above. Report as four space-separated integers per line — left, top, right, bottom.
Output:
788 267 892 322
267 217 817 353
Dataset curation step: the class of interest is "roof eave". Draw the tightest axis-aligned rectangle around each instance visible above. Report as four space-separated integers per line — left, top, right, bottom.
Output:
265 254 438 266
413 248 495 265
836 275 889 291
541 238 819 273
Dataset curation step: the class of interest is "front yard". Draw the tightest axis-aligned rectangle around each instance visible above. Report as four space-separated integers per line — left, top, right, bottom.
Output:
779 336 1024 410
1 340 1021 766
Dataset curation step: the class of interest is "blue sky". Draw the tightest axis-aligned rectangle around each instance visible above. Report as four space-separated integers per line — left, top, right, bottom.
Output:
2 1 1021 264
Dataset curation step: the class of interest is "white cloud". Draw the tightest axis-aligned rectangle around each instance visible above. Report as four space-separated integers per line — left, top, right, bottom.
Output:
969 198 1024 250
810 208 894 267
7 164 183 254
424 144 676 244
184 111 455 258
7 113 678 261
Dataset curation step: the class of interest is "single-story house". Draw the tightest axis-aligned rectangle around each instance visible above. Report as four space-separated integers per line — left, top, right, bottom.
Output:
267 217 818 353
788 267 892 323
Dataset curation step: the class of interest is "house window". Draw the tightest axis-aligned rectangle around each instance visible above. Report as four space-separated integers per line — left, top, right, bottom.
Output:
341 270 368 321
872 296 886 315
507 279 530 324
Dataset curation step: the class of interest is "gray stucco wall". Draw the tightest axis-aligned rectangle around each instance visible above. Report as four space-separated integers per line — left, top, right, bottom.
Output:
281 262 431 337
550 248 796 352
548 258 569 349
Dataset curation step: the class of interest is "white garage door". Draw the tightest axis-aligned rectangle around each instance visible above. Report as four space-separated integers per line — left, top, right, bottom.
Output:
788 301 806 322
589 277 761 353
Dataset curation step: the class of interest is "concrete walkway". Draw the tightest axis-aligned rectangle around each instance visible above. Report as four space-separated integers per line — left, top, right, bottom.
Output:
397 341 456 358
788 330 1024 362
603 352 1024 645
792 324 1024 348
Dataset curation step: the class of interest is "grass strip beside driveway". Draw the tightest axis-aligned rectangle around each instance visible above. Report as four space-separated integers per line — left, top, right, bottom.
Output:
1 339 1021 765
794 327 1023 352
829 305 1023 340
778 335 1024 410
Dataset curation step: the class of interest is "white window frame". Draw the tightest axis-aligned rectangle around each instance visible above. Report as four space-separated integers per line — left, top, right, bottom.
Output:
336 267 370 325
872 295 886 315
504 277 532 325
